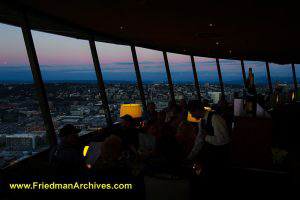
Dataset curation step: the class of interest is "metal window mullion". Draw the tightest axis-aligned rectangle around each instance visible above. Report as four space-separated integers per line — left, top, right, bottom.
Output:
191 55 201 100
216 58 225 100
131 46 147 112
20 12 57 146
163 51 175 103
265 61 273 93
89 39 112 126
241 60 247 87
292 63 298 97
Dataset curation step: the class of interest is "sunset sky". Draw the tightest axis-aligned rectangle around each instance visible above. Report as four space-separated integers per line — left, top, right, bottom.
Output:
0 23 298 84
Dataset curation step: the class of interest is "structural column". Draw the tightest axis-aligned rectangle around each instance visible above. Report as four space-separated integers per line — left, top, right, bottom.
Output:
292 63 298 98
131 46 147 112
163 51 176 103
265 62 273 94
241 59 247 87
191 55 201 100
89 38 112 126
21 13 57 146
216 58 225 100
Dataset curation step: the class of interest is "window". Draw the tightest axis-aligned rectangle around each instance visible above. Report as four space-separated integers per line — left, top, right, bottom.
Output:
194 57 221 104
0 23 48 169
135 47 170 111
32 30 106 135
296 64 300 101
243 61 269 95
269 63 294 104
219 59 244 103
95 42 141 122
167 53 197 102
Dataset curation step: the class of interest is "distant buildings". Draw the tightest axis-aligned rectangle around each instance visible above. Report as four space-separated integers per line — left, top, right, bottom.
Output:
5 133 46 151
208 92 222 104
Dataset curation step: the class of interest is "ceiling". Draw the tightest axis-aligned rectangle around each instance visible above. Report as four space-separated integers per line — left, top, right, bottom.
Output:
1 0 300 64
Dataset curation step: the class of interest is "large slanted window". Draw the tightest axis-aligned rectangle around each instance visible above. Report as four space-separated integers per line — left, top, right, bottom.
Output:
269 63 294 104
243 61 269 96
194 57 221 104
95 42 141 122
167 53 198 102
296 64 300 101
0 23 49 169
135 47 170 111
219 59 244 103
31 31 107 135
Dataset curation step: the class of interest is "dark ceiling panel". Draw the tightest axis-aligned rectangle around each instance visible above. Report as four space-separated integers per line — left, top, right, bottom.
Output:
1 0 300 64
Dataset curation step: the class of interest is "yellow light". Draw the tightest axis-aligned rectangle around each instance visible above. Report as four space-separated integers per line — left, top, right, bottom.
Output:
83 145 89 157
187 112 200 123
204 107 212 112
86 164 92 169
187 107 212 123
292 92 295 101
276 94 279 104
120 104 142 118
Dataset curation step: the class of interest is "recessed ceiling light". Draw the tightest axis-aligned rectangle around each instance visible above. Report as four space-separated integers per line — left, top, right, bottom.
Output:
209 24 213 27
216 42 219 45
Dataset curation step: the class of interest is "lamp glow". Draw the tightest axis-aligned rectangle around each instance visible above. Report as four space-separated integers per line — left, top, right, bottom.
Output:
83 145 89 157
187 107 212 123
292 91 295 101
120 104 142 118
187 112 200 123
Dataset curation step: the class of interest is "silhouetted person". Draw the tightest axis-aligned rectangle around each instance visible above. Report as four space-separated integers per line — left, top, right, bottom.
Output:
49 124 86 178
143 102 158 122
114 115 139 155
179 99 188 120
187 100 230 178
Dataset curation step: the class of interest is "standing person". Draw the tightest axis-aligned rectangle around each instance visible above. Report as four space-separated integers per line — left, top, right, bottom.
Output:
187 100 230 177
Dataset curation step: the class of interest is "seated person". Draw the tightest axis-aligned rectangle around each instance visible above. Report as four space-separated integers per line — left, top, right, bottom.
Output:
113 115 139 156
187 100 230 175
143 102 158 123
49 124 86 177
93 135 132 177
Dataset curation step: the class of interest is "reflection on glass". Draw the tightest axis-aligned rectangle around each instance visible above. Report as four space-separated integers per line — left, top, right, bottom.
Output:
243 61 269 96
269 63 293 104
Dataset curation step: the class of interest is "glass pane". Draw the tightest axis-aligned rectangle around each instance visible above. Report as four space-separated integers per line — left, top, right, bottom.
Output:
219 59 244 103
194 57 221 104
95 42 141 122
136 47 169 111
269 63 294 104
243 61 269 95
0 23 48 169
32 30 107 136
167 53 197 102
296 64 300 101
